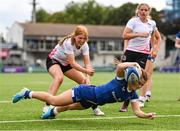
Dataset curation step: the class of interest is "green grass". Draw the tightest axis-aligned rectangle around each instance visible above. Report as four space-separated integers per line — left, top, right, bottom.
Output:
0 72 180 130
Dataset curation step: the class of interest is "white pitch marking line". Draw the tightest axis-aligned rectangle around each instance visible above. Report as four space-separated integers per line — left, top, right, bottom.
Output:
0 115 180 124
0 100 11 103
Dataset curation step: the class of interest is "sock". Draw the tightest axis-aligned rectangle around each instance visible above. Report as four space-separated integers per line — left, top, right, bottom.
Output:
146 91 151 97
139 96 146 102
53 107 58 115
24 90 32 99
28 91 33 98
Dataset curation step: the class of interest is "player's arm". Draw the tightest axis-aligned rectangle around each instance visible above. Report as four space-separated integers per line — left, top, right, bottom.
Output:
151 29 161 58
123 27 149 40
131 101 156 119
123 40 128 52
83 54 94 84
67 54 94 76
116 62 140 77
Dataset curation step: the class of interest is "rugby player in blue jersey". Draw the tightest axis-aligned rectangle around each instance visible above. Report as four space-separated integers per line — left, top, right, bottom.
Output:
12 62 156 119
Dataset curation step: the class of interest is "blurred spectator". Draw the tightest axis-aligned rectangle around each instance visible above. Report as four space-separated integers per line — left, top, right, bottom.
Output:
174 31 180 66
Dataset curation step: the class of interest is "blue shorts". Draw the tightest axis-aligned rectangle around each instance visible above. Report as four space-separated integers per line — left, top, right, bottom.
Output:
72 84 98 109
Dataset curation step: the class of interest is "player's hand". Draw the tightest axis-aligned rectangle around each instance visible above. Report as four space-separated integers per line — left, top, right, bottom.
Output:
85 68 95 76
151 49 158 58
146 112 156 119
139 32 149 38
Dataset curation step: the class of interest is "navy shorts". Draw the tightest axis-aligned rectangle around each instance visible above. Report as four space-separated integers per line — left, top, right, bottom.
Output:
46 56 72 73
72 84 98 109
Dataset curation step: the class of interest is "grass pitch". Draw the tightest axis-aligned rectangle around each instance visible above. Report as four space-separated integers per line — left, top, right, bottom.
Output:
0 72 180 130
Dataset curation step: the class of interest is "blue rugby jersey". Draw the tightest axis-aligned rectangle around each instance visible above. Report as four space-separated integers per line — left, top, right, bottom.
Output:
176 31 180 39
94 77 138 105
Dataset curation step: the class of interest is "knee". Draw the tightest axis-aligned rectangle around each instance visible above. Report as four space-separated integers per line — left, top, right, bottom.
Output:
47 96 56 105
48 96 59 106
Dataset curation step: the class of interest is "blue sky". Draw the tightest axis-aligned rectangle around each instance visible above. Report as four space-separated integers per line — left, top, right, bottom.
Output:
0 0 166 37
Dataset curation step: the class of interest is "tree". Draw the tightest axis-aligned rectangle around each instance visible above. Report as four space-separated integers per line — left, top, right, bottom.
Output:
105 3 137 25
35 1 163 28
36 8 50 22
47 12 66 23
63 0 108 24
150 8 162 28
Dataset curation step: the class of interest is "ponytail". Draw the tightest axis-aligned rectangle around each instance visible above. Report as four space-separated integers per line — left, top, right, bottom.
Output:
58 34 74 45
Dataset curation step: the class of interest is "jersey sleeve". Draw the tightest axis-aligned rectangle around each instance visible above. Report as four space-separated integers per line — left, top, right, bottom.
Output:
64 39 74 54
126 18 135 30
82 42 89 55
130 91 139 102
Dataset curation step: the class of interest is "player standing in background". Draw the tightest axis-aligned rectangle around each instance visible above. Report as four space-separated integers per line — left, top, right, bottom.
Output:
173 31 180 66
140 29 161 104
44 25 104 116
119 3 161 112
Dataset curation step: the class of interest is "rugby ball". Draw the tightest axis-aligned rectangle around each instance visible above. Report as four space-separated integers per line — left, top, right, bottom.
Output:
124 66 142 84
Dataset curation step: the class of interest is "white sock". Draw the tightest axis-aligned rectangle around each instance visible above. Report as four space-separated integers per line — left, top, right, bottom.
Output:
53 107 58 115
139 96 146 102
29 91 33 98
93 107 99 111
146 91 151 96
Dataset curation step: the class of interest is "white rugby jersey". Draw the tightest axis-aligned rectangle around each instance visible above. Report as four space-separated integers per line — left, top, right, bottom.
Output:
48 38 89 66
126 17 157 54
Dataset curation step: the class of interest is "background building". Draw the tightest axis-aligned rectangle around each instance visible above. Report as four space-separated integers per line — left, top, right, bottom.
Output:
5 22 166 71
165 0 180 21
6 22 125 68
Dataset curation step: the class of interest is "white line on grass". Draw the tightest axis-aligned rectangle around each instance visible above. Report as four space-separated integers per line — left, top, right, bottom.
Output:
0 100 11 103
0 115 180 124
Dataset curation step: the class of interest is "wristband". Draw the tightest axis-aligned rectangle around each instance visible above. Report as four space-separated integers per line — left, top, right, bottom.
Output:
147 55 155 62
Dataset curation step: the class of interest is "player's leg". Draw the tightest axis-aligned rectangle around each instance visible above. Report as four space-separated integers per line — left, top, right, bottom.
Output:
12 88 73 106
48 64 64 96
33 89 73 106
145 70 153 102
139 60 154 107
42 84 98 119
145 60 153 102
56 103 84 113
64 68 87 84
64 69 105 116
43 63 64 113
13 87 74 119
41 103 84 119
